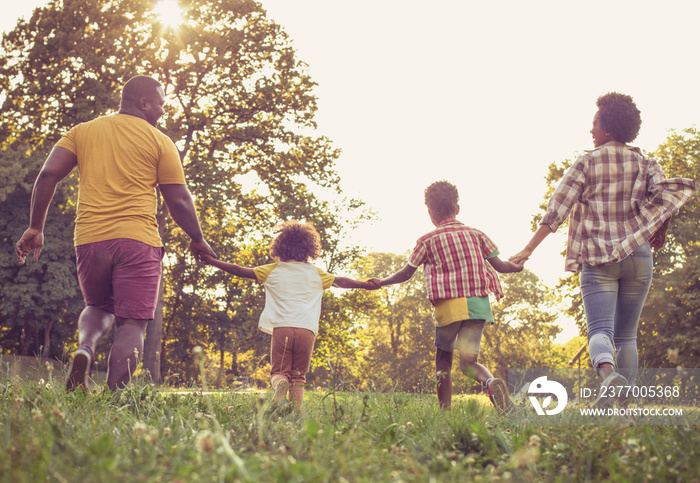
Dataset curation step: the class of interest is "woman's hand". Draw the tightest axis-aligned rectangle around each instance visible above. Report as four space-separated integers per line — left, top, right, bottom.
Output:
649 218 671 250
509 248 532 265
649 227 667 250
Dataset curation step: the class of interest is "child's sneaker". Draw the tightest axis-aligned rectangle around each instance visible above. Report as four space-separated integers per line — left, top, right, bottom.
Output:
272 379 289 406
487 378 512 415
66 345 94 392
592 371 628 408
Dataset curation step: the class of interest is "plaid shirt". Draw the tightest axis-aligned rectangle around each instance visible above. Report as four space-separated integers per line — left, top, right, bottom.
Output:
408 220 504 302
541 141 696 272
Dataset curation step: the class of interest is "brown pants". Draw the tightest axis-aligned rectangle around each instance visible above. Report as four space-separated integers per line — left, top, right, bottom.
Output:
270 327 315 408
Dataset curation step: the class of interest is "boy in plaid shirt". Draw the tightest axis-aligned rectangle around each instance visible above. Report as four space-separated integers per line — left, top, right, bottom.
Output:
370 181 524 413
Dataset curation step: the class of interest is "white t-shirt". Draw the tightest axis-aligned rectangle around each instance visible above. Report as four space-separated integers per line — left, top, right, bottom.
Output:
253 261 335 335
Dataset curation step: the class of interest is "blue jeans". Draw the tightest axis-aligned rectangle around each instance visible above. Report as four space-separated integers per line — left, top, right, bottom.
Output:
580 242 653 384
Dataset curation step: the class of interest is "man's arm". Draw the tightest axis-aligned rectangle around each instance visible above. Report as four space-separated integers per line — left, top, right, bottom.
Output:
15 147 77 265
159 184 216 260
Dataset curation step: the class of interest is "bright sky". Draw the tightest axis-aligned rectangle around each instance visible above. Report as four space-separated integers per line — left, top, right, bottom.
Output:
4 1 700 342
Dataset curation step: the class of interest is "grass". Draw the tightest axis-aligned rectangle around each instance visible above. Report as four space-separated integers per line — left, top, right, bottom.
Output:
0 369 699 482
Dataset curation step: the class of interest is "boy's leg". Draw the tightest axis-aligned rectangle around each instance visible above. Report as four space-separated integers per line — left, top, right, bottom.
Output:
454 320 492 384
455 320 513 414
434 322 461 410
435 348 454 409
288 328 315 410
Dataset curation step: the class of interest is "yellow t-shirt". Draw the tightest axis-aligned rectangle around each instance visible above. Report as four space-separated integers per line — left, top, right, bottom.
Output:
56 114 186 247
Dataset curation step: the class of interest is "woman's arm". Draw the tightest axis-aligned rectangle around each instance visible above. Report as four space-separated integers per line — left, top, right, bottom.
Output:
509 224 554 264
200 253 257 279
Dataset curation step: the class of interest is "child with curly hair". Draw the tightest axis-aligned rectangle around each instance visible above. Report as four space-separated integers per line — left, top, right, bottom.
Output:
370 181 524 413
201 220 373 410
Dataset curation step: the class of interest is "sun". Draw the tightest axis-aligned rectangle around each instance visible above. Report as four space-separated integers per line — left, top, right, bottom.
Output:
153 0 184 29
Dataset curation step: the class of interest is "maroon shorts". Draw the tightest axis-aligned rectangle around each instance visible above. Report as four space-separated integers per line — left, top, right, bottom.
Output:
75 238 164 320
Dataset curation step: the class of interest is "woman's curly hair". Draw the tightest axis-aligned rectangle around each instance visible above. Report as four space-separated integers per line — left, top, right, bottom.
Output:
596 92 642 143
269 220 322 262
424 181 459 217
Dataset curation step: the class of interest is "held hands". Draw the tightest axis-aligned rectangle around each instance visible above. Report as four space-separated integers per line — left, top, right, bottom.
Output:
198 252 217 266
189 239 216 263
15 228 44 265
509 248 532 265
509 259 527 272
367 278 382 290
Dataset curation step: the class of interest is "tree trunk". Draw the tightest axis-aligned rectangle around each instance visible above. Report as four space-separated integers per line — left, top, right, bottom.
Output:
231 351 239 376
42 320 54 360
215 347 225 388
20 327 31 356
144 191 168 385
143 274 164 384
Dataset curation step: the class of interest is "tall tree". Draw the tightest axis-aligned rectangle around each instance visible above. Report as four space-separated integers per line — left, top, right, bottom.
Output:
638 128 700 368
0 0 369 379
479 270 565 379
356 253 435 392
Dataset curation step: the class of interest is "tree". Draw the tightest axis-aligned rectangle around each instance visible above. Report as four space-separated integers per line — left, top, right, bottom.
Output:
355 253 435 392
0 0 371 380
478 270 566 379
638 128 700 368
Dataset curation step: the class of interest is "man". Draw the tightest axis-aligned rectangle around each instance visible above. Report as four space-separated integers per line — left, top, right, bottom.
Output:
15 75 215 391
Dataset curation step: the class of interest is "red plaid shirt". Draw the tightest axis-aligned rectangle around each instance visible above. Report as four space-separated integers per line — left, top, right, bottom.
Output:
408 219 504 302
541 142 696 272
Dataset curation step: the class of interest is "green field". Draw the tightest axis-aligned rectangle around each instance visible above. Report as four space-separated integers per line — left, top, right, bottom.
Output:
1 365 699 483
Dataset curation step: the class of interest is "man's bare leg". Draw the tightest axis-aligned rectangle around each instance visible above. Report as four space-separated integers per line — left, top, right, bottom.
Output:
106 317 149 390
67 306 114 391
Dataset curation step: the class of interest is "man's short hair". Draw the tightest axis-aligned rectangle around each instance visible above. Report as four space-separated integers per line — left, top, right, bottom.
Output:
121 75 162 107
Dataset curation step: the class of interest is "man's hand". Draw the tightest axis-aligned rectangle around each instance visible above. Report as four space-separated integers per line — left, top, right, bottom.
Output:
189 239 216 262
16 228 44 265
198 252 217 266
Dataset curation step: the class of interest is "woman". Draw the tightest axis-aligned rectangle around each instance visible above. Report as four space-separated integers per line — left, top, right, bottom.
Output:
510 92 695 406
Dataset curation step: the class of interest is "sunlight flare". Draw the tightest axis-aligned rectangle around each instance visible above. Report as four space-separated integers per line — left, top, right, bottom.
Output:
153 0 184 28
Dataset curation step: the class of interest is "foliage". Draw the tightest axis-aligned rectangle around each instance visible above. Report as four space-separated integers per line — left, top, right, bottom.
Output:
638 127 700 368
1 369 699 482
480 270 566 379
0 0 372 377
0 188 83 358
355 253 435 393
